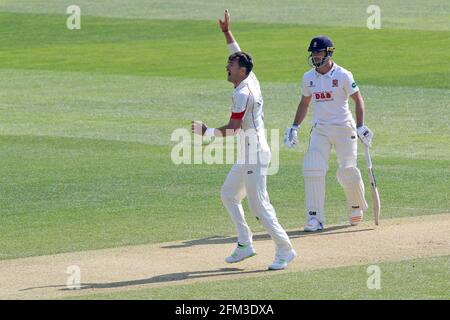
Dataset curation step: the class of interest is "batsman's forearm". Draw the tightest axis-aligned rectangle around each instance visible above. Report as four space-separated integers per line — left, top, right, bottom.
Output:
293 102 309 126
355 99 365 127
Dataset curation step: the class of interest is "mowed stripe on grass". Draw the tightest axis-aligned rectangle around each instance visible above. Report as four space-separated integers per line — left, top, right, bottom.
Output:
1 0 448 31
0 13 449 88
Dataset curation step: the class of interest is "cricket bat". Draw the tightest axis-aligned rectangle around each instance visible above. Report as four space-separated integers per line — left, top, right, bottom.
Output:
364 145 381 225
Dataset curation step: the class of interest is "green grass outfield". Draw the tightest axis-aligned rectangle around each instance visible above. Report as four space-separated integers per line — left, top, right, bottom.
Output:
69 255 450 299
0 0 449 298
1 13 448 88
0 70 449 259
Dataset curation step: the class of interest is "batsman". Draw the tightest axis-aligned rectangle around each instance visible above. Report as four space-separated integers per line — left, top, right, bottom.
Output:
285 36 374 232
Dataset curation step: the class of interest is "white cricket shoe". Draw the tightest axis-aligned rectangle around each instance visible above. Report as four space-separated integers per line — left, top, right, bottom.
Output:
304 217 324 232
350 209 363 226
225 243 256 263
268 249 297 270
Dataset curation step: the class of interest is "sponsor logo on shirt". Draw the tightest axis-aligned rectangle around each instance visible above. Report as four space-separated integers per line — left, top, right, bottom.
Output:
352 82 357 88
314 91 333 101
332 79 339 87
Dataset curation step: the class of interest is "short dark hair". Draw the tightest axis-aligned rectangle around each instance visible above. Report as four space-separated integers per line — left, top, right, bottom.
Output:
228 51 253 75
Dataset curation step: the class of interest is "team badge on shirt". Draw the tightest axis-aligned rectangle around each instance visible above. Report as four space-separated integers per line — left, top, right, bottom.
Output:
332 79 338 87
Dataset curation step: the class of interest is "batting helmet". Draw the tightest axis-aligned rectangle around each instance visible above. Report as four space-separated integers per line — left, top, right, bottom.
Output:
307 36 335 68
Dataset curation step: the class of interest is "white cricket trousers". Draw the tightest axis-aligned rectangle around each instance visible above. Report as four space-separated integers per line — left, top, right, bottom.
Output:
220 152 293 256
303 123 368 224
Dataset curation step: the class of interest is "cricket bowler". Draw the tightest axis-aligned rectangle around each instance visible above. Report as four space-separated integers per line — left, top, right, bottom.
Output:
284 35 374 232
192 10 296 270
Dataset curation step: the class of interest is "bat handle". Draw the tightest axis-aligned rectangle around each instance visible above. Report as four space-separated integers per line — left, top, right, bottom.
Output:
364 145 372 169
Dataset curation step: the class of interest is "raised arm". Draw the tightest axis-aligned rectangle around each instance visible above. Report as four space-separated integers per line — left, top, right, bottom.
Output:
191 10 246 138
219 9 241 54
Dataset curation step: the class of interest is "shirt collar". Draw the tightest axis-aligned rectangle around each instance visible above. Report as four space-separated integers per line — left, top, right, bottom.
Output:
315 62 337 78
234 74 250 90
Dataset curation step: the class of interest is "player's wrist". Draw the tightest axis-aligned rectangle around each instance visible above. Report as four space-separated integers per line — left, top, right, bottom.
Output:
292 124 300 129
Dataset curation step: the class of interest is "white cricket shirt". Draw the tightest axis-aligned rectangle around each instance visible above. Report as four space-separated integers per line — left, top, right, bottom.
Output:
228 42 270 162
301 63 359 126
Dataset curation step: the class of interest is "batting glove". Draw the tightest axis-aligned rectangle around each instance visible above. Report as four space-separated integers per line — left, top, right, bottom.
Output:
284 125 299 148
357 125 373 147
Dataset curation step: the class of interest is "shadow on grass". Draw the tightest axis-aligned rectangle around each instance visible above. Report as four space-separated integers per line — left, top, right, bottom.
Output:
162 224 374 249
19 267 269 292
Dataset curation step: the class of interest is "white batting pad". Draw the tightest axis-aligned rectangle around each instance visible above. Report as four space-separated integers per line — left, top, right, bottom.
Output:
336 167 369 211
304 176 326 223
303 151 327 222
302 150 328 177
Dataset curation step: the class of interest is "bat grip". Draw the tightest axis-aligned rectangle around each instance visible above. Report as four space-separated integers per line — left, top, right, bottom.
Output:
364 145 373 169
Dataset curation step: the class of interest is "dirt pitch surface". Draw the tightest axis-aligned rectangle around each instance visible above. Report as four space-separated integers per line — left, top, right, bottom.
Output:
1 214 449 299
